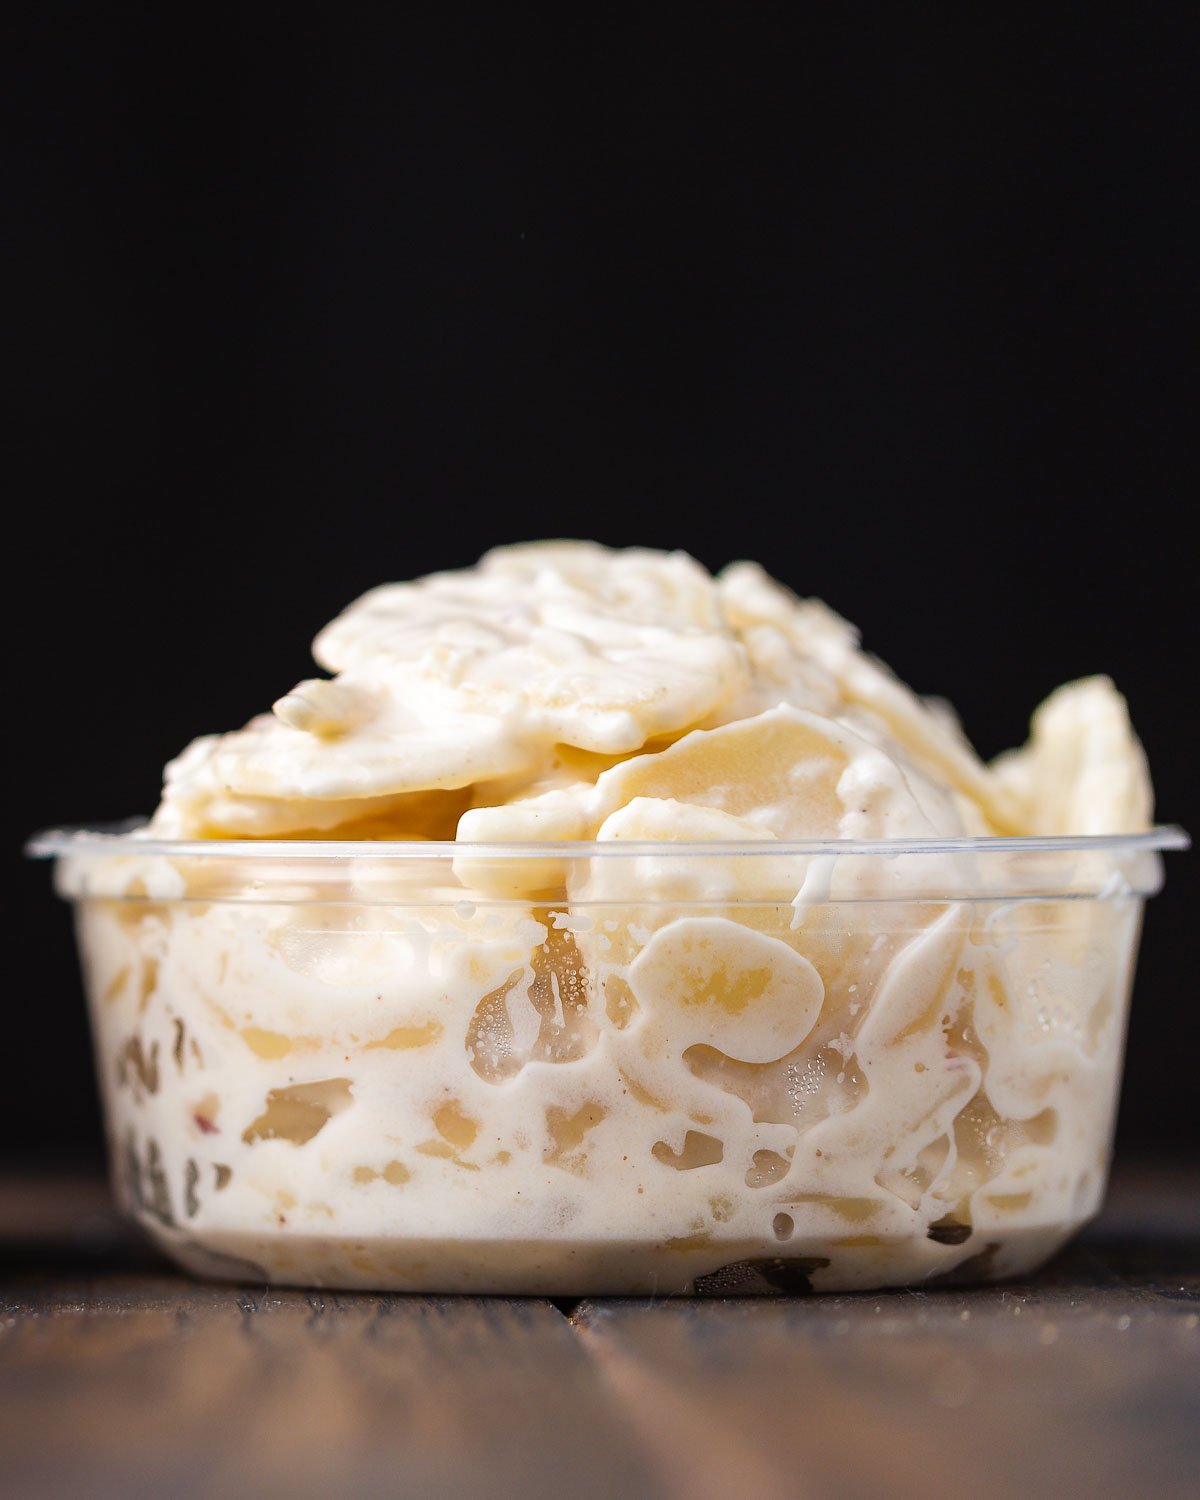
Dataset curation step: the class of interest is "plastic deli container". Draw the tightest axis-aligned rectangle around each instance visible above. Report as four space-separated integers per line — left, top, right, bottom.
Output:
30 825 1187 1296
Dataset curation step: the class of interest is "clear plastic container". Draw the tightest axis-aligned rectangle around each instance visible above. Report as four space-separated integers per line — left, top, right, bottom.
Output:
29 825 1187 1295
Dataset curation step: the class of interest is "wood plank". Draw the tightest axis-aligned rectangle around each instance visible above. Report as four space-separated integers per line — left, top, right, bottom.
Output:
0 1275 657 1500
573 1229 1200 1500
0 1165 1196 1500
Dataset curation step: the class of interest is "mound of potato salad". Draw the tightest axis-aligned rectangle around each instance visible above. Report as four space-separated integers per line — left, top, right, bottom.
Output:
70 543 1152 1292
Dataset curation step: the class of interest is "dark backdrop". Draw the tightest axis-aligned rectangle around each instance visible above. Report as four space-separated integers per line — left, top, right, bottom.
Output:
12 6 1196 1166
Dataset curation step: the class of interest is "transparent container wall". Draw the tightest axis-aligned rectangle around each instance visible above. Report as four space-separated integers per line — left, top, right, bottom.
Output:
49 833 1178 1295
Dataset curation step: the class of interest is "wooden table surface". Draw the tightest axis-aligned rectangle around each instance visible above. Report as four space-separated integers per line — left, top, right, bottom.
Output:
1 1164 1196 1500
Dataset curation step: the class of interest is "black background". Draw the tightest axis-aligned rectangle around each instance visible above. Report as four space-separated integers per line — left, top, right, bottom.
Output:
12 6 1197 1167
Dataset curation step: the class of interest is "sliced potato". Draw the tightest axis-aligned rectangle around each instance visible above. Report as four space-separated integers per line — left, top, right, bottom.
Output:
992 676 1152 835
628 916 825 1064
589 705 956 841
718 561 1017 832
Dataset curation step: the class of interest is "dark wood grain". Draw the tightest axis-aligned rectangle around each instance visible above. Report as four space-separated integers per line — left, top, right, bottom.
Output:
575 1255 1199 1500
0 1276 656 1500
1 1165 1196 1500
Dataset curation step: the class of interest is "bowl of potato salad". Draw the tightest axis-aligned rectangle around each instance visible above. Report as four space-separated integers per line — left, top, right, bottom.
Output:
31 543 1186 1294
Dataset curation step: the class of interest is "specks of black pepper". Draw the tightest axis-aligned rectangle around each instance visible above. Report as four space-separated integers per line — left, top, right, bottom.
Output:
214 1163 232 1190
185 1158 200 1218
691 1256 831 1297
928 1214 973 1246
173 1018 187 1072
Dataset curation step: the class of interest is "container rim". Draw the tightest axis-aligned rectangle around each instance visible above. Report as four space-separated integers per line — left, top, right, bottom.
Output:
25 821 1191 861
